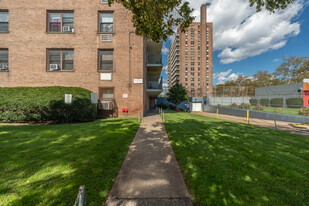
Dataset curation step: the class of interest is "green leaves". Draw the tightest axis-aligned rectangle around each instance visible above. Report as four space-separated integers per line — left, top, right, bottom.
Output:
249 0 296 12
108 0 194 42
167 83 188 106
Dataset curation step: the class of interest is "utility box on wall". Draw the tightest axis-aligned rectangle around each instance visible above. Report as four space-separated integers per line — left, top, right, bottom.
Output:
303 79 309 107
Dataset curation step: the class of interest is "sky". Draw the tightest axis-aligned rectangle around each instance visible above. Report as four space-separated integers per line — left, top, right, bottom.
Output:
160 0 309 92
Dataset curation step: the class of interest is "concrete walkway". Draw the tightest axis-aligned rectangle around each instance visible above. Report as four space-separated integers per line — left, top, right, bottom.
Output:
105 114 192 206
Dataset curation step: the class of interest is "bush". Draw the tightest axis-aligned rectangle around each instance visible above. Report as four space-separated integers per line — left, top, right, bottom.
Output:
286 98 303 108
239 103 250 110
168 104 177 110
249 99 258 106
0 87 97 123
270 98 284 107
156 103 168 110
299 107 309 116
260 99 270 107
254 105 264 111
230 103 238 108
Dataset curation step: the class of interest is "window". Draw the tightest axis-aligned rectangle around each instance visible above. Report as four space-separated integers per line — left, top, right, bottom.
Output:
191 36 194 39
100 88 114 99
198 73 200 76
185 41 188 45
185 67 188 71
198 78 200 81
47 49 74 71
99 12 113 33
191 52 195 55
198 67 200 71
198 31 200 34
99 50 114 71
185 57 188 61
191 30 194 34
198 26 200 29
48 11 74 33
198 46 200 50
198 62 200 66
185 78 188 81
191 46 194 50
191 78 194 81
0 49 8 71
191 72 194 76
0 11 9 32
191 41 194 45
198 57 200 60
191 57 194 60
191 83 195 86
191 67 194 71
191 62 194 66
191 25 194 29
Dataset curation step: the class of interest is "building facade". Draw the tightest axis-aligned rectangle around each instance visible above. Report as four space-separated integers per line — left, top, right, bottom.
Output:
0 0 163 117
168 4 213 97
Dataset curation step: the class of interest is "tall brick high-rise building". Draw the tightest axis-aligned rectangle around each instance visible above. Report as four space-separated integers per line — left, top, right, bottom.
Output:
168 4 213 97
0 0 163 117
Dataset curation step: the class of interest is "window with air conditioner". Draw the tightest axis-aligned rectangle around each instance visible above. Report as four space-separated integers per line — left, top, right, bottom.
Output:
0 49 8 71
0 11 9 32
47 11 74 33
99 88 114 110
47 49 74 71
99 12 113 33
101 0 108 4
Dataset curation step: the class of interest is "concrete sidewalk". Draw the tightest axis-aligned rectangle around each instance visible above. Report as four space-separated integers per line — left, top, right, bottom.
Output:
105 114 192 206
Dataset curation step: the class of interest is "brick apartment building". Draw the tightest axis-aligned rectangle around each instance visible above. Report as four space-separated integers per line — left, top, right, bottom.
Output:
0 0 163 117
168 4 213 97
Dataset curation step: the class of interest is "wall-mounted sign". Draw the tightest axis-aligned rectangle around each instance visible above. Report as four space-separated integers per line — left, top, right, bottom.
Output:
101 73 112 81
123 94 128 99
65 94 72 104
91 93 98 104
134 79 143 84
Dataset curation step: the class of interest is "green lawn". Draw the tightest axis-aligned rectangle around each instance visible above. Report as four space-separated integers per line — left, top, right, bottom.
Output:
164 112 309 205
0 119 139 206
222 105 301 116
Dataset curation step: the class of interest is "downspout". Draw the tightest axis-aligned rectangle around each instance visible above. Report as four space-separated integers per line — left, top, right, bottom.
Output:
129 31 135 89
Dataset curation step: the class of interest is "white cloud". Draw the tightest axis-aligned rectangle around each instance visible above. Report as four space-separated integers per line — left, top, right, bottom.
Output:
161 46 169 55
162 65 168 75
162 83 169 95
214 69 241 84
184 0 303 64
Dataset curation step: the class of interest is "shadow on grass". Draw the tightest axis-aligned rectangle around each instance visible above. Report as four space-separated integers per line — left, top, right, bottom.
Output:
0 118 139 206
164 112 309 205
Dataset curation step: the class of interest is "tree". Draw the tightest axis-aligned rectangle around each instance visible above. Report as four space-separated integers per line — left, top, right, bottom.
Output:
273 56 309 84
249 0 295 12
167 83 188 107
108 0 195 42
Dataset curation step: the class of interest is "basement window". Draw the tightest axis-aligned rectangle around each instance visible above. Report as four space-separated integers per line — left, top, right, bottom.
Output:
0 49 8 71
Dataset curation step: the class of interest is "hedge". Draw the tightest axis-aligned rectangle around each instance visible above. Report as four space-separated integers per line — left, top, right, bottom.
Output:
286 98 303 108
270 98 284 107
0 87 97 123
260 99 270 107
249 99 258 106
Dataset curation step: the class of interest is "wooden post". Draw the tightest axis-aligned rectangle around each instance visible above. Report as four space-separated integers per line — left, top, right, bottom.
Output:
274 120 278 130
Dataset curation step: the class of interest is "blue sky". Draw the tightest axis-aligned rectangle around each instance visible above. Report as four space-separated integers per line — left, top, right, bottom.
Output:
160 0 309 87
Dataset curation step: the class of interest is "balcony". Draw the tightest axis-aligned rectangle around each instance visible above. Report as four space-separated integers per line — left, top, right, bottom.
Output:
146 77 163 97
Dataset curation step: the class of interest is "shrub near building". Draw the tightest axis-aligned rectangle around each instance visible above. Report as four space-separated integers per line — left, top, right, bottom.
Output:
270 98 284 107
0 87 97 123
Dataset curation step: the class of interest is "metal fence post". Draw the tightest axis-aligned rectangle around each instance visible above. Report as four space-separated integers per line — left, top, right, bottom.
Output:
74 185 86 206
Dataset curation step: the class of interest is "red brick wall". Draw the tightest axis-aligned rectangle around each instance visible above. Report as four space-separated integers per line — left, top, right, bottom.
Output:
0 0 148 117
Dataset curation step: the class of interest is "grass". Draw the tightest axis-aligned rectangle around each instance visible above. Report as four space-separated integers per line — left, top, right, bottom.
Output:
164 112 309 205
0 118 139 206
222 105 301 116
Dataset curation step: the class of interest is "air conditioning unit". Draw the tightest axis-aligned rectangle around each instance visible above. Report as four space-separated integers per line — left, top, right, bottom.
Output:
99 100 113 110
101 34 112 42
101 0 108 4
63 26 71 32
0 64 8 70
50 64 59 71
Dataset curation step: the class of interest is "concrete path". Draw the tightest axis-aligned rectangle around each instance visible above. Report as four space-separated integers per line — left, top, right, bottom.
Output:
105 114 192 206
